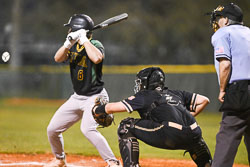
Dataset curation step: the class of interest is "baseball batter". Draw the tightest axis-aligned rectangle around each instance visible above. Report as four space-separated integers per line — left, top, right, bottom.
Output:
45 14 121 167
93 67 213 167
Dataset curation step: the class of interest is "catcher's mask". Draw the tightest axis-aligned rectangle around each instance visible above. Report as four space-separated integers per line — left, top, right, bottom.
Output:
64 14 94 37
208 3 243 32
134 67 165 93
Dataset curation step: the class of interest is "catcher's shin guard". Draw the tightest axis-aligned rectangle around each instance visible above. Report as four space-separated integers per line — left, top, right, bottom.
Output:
119 137 139 167
118 118 140 167
187 138 212 167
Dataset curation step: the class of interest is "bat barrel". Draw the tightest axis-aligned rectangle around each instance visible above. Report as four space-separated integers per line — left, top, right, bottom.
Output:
93 13 128 30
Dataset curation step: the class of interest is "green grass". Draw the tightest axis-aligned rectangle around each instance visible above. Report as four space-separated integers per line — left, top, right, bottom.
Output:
0 98 248 164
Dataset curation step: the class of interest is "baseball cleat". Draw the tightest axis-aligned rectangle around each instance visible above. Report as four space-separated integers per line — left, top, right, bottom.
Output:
44 158 67 167
106 159 122 167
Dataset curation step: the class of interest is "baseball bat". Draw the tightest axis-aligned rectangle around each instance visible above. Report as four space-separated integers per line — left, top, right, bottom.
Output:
68 13 128 41
92 13 128 31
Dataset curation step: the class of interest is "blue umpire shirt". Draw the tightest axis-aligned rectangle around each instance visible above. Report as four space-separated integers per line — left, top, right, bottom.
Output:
211 24 250 84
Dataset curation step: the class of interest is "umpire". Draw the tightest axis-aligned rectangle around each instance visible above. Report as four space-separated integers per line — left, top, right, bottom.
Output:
93 67 212 167
208 3 250 167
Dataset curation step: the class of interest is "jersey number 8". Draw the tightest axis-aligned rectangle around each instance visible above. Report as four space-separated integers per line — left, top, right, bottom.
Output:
77 70 84 81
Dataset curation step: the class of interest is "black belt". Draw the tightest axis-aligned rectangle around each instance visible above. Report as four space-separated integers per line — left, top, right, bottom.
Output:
230 80 250 85
229 80 250 90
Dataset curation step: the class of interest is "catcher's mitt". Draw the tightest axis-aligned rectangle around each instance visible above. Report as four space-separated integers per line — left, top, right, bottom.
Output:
92 96 114 127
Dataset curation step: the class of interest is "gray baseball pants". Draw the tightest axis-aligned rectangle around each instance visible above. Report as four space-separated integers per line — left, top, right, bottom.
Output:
47 89 117 161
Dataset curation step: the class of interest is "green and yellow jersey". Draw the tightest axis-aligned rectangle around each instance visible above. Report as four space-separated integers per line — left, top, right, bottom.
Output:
67 40 105 96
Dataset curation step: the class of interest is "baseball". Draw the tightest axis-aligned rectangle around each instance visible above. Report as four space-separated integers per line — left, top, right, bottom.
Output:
2 51 10 62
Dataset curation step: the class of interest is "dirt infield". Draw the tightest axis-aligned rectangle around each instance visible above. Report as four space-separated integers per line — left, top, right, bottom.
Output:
0 154 248 167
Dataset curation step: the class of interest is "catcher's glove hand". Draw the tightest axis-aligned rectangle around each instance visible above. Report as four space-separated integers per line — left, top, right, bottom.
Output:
92 96 114 127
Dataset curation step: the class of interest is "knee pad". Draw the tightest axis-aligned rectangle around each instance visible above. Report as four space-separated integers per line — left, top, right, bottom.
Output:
118 117 139 139
118 117 140 167
187 138 212 167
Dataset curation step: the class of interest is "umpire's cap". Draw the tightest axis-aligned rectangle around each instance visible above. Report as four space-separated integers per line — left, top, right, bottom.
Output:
64 14 94 32
214 3 243 22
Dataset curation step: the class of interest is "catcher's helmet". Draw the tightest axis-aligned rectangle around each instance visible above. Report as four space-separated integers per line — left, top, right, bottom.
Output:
64 14 94 32
134 67 165 93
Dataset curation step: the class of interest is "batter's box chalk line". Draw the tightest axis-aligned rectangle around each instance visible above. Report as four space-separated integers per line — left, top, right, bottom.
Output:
0 161 91 167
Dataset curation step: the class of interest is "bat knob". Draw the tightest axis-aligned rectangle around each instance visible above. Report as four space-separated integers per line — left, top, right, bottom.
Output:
68 36 73 41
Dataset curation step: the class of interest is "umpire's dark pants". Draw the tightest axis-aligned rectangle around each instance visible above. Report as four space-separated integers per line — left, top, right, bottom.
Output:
212 80 250 167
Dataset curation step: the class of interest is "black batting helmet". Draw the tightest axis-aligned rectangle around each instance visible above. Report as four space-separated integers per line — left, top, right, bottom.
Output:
64 14 94 32
134 67 165 93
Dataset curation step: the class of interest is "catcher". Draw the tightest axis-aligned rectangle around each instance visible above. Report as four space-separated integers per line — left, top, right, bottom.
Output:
93 67 212 167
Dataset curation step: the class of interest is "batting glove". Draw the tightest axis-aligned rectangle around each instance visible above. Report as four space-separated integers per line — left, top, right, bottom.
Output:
78 29 89 45
63 31 81 49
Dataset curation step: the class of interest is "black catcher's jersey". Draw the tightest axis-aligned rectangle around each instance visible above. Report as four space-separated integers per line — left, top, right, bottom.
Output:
121 88 196 126
67 40 104 96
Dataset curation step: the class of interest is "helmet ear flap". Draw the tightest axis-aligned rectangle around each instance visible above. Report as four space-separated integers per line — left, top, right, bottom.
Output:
148 68 165 90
